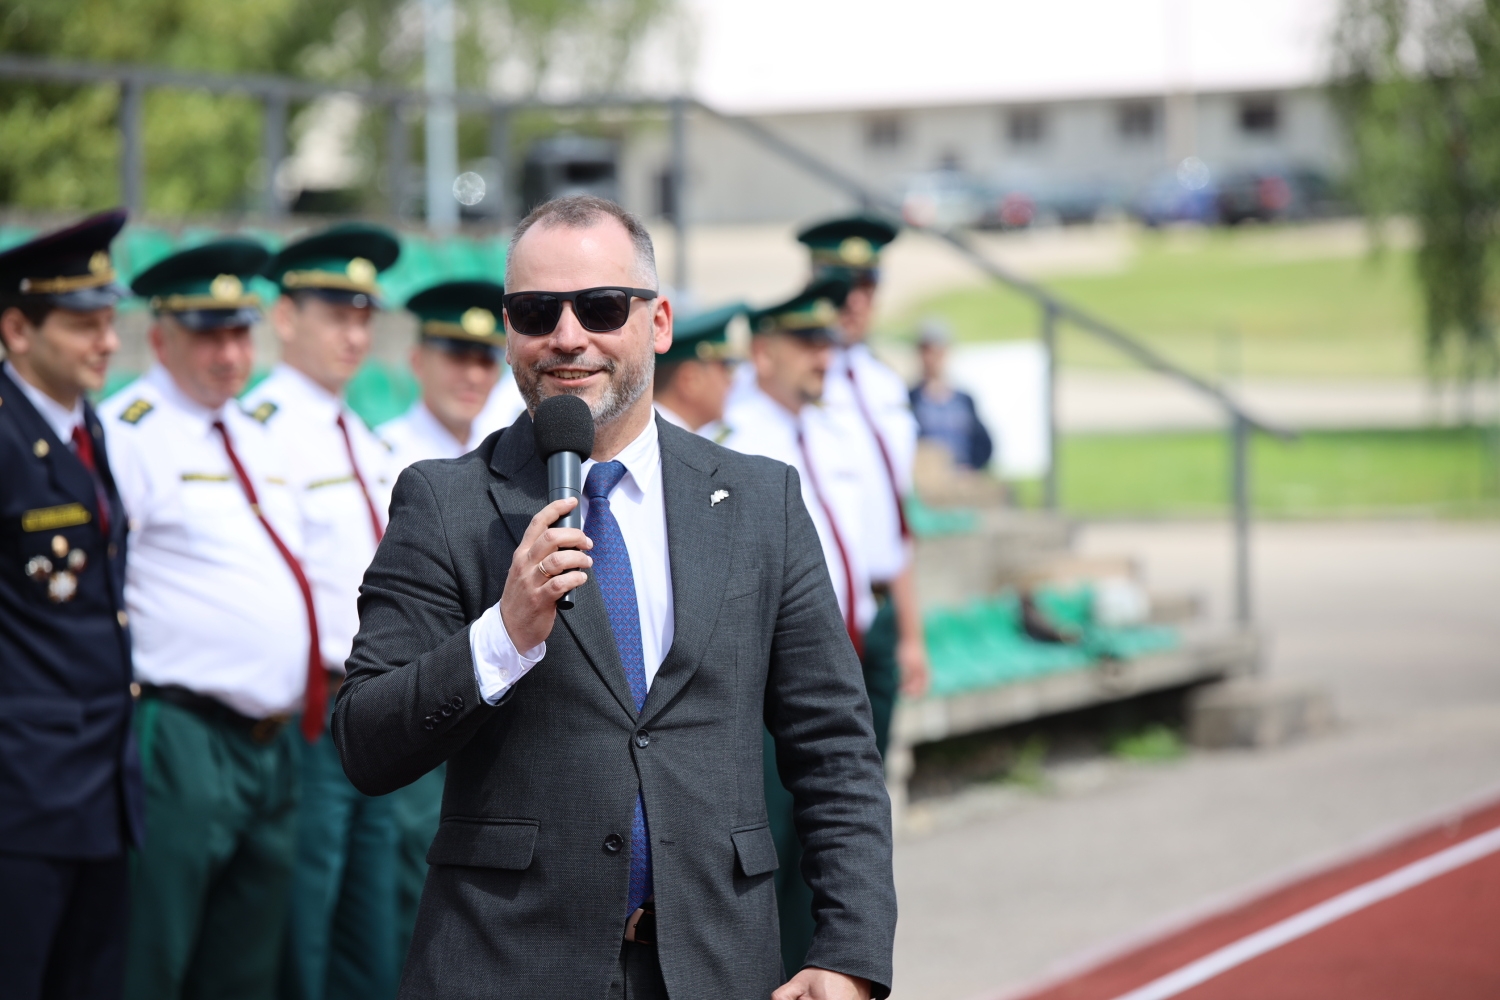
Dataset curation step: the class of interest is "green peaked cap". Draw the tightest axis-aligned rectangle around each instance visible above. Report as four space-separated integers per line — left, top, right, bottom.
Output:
132 237 270 330
265 223 400 307
405 279 506 348
749 277 849 341
662 301 748 363
796 212 900 280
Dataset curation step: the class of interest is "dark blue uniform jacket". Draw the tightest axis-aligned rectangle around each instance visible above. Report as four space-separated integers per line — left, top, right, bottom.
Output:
0 367 143 858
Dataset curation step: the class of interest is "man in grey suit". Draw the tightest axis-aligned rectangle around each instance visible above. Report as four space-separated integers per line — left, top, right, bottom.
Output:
334 195 895 1000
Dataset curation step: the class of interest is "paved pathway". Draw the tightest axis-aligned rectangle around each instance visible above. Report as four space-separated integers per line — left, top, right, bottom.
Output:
890 520 1500 999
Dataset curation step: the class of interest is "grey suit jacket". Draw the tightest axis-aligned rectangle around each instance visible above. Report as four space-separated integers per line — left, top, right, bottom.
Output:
334 414 896 999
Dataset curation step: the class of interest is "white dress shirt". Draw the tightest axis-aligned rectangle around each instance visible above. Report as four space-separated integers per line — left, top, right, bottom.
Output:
242 364 393 674
470 416 675 705
4 360 84 442
823 343 919 585
721 384 876 633
379 401 483 470
471 371 528 441
99 365 310 718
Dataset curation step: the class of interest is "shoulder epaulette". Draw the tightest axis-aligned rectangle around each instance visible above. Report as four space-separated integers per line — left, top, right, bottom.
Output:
249 401 279 424
119 399 154 425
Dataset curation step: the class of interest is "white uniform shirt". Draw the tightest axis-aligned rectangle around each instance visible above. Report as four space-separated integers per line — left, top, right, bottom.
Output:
99 365 310 718
469 416 675 704
471 371 527 441
823 343 919 584
242 364 393 674
4 360 84 442
379 401 483 470
720 385 876 633
652 401 727 443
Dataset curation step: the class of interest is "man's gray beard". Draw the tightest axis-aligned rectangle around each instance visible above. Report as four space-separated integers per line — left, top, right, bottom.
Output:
518 349 655 427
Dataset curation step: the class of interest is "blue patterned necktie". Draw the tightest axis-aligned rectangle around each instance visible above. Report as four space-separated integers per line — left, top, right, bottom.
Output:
584 460 653 914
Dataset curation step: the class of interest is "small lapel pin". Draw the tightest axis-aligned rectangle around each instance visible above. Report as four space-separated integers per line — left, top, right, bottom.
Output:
710 489 729 506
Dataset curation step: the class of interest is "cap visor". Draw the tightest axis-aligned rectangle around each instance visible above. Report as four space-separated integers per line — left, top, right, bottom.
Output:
49 283 129 312
297 288 383 310
170 307 261 331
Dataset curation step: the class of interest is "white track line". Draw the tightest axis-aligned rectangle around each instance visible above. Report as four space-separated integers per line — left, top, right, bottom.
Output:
1107 824 1500 1000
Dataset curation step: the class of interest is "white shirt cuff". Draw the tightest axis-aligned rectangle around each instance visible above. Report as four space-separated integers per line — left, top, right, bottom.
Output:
469 604 546 705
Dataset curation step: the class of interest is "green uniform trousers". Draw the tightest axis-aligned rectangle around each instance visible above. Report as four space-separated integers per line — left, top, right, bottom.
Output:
279 732 399 1000
764 595 899 976
389 765 444 968
125 698 299 1000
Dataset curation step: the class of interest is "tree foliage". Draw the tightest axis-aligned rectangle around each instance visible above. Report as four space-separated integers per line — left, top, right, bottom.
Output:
1333 0 1500 390
0 0 675 215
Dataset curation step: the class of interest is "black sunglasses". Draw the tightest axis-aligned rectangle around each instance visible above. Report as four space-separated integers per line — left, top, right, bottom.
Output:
502 286 658 336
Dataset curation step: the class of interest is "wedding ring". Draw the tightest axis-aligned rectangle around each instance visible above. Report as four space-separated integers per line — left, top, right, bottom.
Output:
536 560 553 580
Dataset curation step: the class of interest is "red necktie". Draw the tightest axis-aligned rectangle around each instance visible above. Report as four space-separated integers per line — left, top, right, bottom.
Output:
70 424 111 537
214 420 325 743
797 423 864 659
845 356 911 541
336 413 385 545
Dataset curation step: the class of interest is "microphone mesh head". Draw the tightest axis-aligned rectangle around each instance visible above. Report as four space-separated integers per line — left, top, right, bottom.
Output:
533 393 595 458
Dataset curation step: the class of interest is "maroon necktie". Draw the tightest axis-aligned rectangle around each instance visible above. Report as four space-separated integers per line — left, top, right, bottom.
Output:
336 413 384 545
845 357 911 541
70 424 111 537
214 420 325 742
797 423 864 659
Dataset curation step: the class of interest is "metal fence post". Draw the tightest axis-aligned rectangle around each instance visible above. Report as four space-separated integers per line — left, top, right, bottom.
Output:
387 100 409 220
261 93 288 218
488 106 509 225
1042 301 1060 510
670 96 689 295
1230 411 1252 628
119 79 145 213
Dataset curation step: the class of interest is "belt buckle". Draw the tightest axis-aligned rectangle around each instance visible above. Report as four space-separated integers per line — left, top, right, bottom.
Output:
250 714 288 744
624 900 656 945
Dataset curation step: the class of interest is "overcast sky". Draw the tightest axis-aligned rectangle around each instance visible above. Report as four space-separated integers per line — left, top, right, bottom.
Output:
675 0 1340 114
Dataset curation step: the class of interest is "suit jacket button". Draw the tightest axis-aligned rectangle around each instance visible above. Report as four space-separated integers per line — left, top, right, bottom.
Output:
603 834 624 854
634 730 651 748
116 610 129 627
440 704 454 718
423 717 436 730
450 695 463 710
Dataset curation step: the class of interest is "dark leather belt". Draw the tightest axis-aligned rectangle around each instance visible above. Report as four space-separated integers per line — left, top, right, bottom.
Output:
624 898 656 946
870 581 892 602
139 683 291 744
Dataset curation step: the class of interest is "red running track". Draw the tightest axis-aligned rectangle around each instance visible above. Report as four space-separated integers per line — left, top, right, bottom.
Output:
1007 796 1500 1000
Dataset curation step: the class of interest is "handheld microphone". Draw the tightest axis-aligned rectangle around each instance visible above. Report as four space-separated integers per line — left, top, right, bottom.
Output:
533 394 595 610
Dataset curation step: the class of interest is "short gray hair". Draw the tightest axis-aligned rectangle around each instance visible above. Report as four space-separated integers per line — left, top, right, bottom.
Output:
506 195 658 289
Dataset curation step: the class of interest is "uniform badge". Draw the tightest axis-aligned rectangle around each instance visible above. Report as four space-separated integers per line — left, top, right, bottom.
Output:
347 257 377 287
51 535 69 558
711 489 729 506
25 555 52 581
461 307 497 337
48 571 78 603
21 503 90 532
249 401 279 424
120 399 154 425
210 273 244 301
33 439 49 458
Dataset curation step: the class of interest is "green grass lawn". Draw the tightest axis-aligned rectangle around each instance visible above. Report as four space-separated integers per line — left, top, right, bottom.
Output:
895 225 1427 379
1012 427 1500 518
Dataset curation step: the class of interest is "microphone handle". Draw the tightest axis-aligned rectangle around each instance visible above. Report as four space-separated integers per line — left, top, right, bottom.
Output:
547 451 584 609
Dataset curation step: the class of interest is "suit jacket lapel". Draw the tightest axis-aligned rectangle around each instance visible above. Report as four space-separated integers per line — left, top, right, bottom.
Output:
486 414 637 721
641 418 732 725
0 369 98 515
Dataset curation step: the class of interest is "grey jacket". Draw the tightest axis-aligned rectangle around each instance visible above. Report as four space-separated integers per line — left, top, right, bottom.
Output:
334 414 896 1000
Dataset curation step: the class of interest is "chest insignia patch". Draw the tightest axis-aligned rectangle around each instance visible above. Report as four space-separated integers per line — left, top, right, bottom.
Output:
21 503 91 532
711 489 729 506
47 570 78 603
249 401 279 424
119 398 154 425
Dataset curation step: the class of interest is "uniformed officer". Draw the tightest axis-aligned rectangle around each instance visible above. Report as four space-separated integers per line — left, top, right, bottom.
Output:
100 238 316 1000
719 280 874 977
798 214 929 757
380 279 507 467
0 210 142 1000
239 225 402 1000
651 301 746 442
372 278 506 965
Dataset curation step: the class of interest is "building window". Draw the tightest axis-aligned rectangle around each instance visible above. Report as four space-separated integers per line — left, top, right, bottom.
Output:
865 114 904 151
1007 108 1046 146
1239 97 1279 136
1117 101 1156 140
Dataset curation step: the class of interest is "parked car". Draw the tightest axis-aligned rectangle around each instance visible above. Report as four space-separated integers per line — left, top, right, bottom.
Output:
1133 158 1220 227
901 168 985 231
1215 167 1342 224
